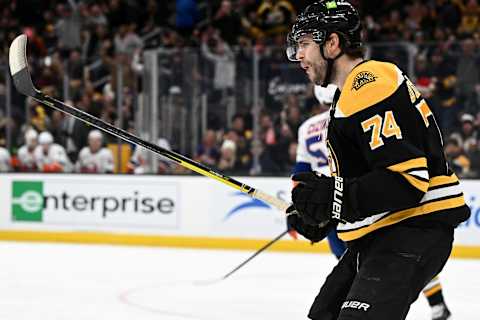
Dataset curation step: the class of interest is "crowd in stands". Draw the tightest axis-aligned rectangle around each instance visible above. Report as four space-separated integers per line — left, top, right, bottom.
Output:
0 0 479 177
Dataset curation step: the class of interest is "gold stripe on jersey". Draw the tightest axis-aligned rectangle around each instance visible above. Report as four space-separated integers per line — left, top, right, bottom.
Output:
430 173 459 188
336 61 403 117
423 276 440 292
387 157 427 172
423 284 442 297
399 173 430 193
387 157 429 192
338 194 465 241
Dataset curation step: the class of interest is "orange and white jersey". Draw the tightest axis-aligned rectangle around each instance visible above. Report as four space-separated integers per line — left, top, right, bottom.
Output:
0 147 11 172
76 147 114 173
34 143 72 173
17 145 38 171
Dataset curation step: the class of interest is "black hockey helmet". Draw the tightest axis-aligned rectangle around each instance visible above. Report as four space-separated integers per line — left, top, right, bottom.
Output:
286 0 362 62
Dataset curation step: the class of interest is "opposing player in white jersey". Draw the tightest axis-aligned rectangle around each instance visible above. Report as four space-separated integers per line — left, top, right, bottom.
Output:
0 145 11 172
294 84 335 176
290 84 348 257
291 85 452 320
17 129 39 172
35 131 73 173
76 130 114 173
128 138 173 174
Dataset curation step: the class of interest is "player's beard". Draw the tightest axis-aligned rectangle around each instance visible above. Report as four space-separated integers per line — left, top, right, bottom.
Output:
310 58 337 87
310 59 327 86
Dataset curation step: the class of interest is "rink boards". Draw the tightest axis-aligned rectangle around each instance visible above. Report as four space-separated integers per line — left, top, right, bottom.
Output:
1 173 480 258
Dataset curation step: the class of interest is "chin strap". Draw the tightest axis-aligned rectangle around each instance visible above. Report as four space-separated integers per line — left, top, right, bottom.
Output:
319 46 344 87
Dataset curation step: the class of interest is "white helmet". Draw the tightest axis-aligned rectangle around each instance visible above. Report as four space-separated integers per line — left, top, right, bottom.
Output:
38 131 53 145
88 130 103 141
24 129 38 146
157 138 171 151
314 84 337 105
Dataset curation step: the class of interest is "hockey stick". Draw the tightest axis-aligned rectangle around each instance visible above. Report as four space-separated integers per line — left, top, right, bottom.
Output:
9 34 289 213
194 229 289 286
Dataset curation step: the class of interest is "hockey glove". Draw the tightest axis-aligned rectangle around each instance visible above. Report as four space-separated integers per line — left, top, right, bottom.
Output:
291 172 360 225
286 205 336 243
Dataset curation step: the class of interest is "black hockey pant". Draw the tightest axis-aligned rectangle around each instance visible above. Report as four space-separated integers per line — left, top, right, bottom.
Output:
308 221 454 320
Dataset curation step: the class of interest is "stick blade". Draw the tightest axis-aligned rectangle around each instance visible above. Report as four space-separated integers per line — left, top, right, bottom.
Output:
9 34 39 97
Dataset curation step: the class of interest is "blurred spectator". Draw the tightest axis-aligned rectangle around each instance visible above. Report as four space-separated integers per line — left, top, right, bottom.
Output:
85 24 109 62
257 111 293 174
194 129 220 167
427 49 459 132
467 138 480 177
254 0 296 39
283 95 303 140
16 129 39 172
218 139 237 173
29 104 51 133
457 0 480 35
75 130 114 173
445 136 471 177
228 114 253 173
201 31 236 126
23 27 47 57
128 138 174 174
201 31 236 92
105 0 131 29
55 1 82 55
58 96 90 163
456 37 480 116
450 113 479 154
114 24 143 58
66 49 84 94
212 0 244 45
259 112 276 146
0 144 11 172
414 54 434 99
35 131 72 173
404 0 429 33
431 0 462 33
176 0 199 39
86 3 108 29
287 139 297 168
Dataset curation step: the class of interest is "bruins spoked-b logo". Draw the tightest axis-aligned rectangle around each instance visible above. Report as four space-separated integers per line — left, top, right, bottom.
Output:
352 71 377 91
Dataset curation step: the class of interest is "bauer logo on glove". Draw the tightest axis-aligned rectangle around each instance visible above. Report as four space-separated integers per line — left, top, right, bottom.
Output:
291 172 360 225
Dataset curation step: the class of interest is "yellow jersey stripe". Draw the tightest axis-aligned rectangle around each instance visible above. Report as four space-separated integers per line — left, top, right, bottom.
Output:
400 172 429 193
387 157 428 173
423 284 442 297
338 194 465 241
429 174 459 188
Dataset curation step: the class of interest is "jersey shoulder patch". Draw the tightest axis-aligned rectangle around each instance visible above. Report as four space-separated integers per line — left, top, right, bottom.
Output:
336 60 404 117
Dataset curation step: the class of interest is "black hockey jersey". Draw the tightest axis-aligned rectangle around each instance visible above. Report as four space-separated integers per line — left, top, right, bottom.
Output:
327 60 470 242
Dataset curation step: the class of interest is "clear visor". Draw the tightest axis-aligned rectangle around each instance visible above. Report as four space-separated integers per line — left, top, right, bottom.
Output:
286 45 299 62
286 30 324 62
286 32 300 61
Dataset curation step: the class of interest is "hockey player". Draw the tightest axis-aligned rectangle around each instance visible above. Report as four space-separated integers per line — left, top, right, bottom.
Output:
76 130 114 173
17 129 39 172
35 131 72 173
285 1 470 320
292 85 454 319
127 138 173 174
289 84 346 256
0 145 11 172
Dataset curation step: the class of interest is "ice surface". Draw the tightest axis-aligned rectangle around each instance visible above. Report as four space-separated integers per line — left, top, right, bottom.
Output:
0 241 477 320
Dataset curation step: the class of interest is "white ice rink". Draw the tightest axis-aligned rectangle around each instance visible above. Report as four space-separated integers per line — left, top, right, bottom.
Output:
0 241 478 320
